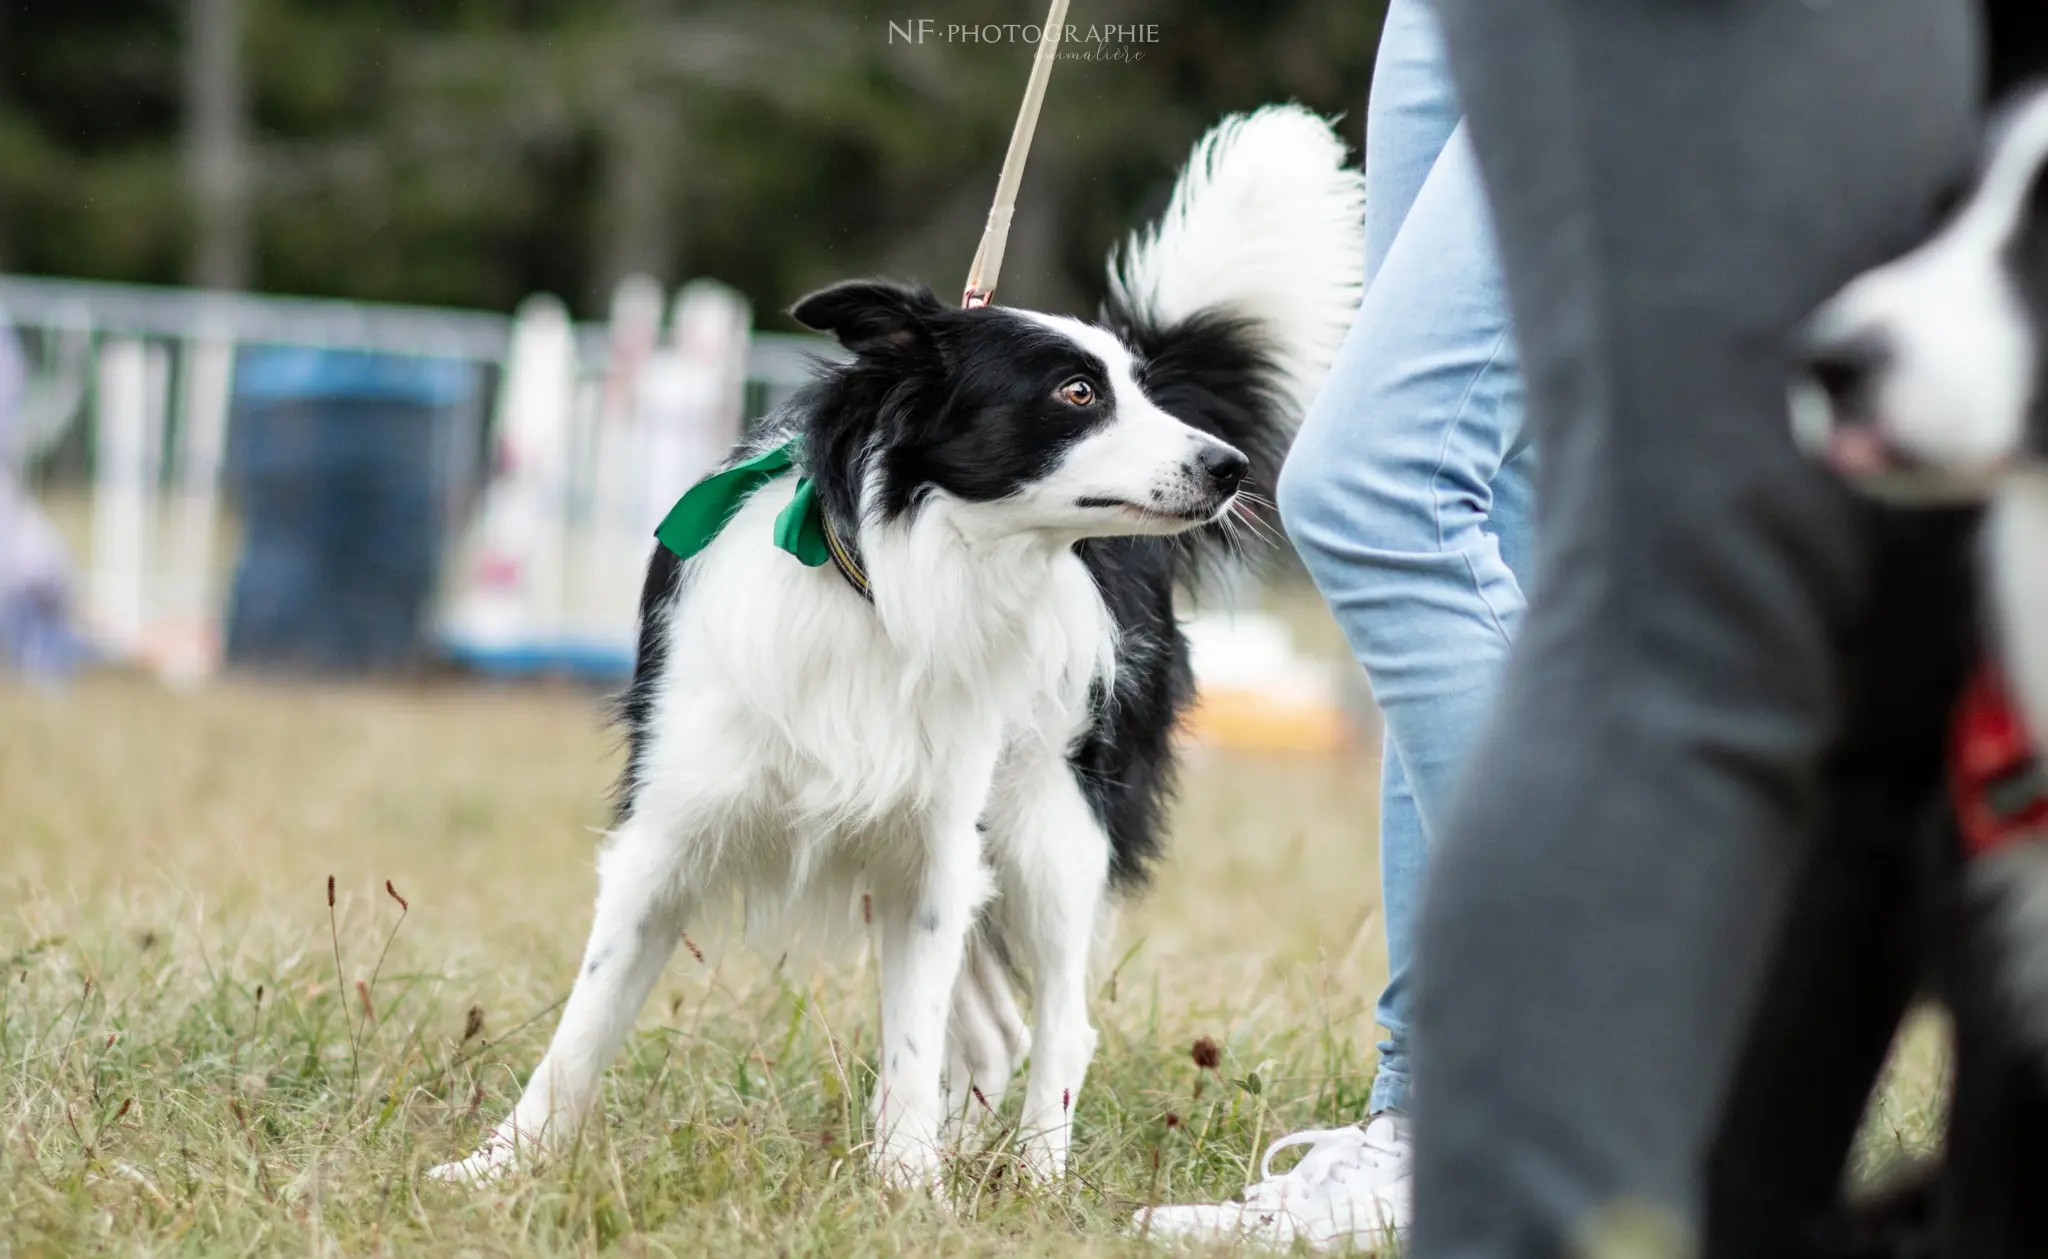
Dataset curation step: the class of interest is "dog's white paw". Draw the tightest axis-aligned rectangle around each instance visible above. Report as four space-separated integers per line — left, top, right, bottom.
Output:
870 1130 945 1194
1016 1132 1070 1185
427 1132 523 1186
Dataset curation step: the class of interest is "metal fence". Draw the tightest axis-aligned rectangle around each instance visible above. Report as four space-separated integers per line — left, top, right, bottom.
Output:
0 273 829 680
0 273 826 442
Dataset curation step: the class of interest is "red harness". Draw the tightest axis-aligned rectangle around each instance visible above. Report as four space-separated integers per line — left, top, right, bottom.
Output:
1949 666 2048 858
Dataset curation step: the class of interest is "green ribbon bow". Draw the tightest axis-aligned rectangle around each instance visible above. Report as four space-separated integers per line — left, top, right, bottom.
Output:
653 438 832 569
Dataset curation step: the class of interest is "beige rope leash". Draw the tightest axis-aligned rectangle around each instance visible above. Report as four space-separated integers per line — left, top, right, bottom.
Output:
961 0 1072 309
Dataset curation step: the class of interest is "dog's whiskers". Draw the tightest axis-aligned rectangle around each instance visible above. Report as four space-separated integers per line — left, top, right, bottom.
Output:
1211 511 1252 559
1229 500 1285 548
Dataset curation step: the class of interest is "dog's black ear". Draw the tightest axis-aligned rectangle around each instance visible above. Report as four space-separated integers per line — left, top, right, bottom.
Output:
790 280 943 354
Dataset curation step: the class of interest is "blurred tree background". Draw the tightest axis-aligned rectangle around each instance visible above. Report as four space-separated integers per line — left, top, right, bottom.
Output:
0 0 1385 327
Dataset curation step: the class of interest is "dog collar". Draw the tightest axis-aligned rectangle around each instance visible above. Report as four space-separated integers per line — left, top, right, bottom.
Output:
1950 665 2048 858
818 507 871 600
653 438 872 602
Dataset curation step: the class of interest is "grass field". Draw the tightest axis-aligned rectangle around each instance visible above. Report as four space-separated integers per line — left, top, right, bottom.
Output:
1 673 1947 1257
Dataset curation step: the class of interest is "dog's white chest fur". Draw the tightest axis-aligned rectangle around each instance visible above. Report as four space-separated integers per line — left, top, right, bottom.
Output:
632 479 1115 901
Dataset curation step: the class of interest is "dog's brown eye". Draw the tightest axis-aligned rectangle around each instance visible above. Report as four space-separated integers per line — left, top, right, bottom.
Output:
1057 377 1097 407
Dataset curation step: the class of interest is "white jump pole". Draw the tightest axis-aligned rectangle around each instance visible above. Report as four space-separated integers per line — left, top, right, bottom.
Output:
439 294 578 662
161 334 234 684
576 274 664 654
89 338 152 660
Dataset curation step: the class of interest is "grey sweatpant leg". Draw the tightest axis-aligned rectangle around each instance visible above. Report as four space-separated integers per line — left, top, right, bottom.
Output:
1410 3 1981 1256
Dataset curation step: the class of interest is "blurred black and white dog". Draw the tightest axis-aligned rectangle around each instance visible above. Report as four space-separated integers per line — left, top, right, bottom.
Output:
1799 84 2048 740
1794 82 2048 1256
433 106 1364 1189
1797 81 2048 926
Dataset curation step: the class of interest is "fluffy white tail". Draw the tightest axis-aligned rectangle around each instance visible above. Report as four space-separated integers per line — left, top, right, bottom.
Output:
1109 105 1366 422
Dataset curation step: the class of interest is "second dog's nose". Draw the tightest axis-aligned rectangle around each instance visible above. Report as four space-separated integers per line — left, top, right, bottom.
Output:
1198 444 1250 496
1799 327 1892 415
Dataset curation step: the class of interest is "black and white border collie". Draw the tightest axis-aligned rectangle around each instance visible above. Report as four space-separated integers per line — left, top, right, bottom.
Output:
432 105 1365 1189
1794 83 2048 1255
1798 81 2048 1003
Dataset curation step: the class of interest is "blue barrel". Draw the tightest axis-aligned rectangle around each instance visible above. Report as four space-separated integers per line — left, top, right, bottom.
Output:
225 348 475 674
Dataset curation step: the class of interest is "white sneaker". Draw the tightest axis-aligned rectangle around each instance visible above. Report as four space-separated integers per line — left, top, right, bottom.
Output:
1133 1113 1412 1251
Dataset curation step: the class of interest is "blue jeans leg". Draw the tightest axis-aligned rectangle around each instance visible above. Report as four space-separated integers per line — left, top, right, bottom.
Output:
1361 0 1463 287
1278 6 1530 1116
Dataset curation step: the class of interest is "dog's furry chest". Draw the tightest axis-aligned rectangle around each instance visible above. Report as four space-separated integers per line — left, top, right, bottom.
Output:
627 486 1113 872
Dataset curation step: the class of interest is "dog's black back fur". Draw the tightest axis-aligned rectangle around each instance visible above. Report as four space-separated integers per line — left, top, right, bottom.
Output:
614 545 682 826
1066 538 1193 888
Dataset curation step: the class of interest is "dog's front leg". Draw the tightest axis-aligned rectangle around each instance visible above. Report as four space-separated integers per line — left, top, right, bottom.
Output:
870 767 998 1190
942 933 1032 1140
430 817 691 1183
988 750 1109 1182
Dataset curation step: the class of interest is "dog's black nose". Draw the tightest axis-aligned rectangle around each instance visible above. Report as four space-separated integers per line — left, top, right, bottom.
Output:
1800 328 1892 414
1198 444 1250 496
